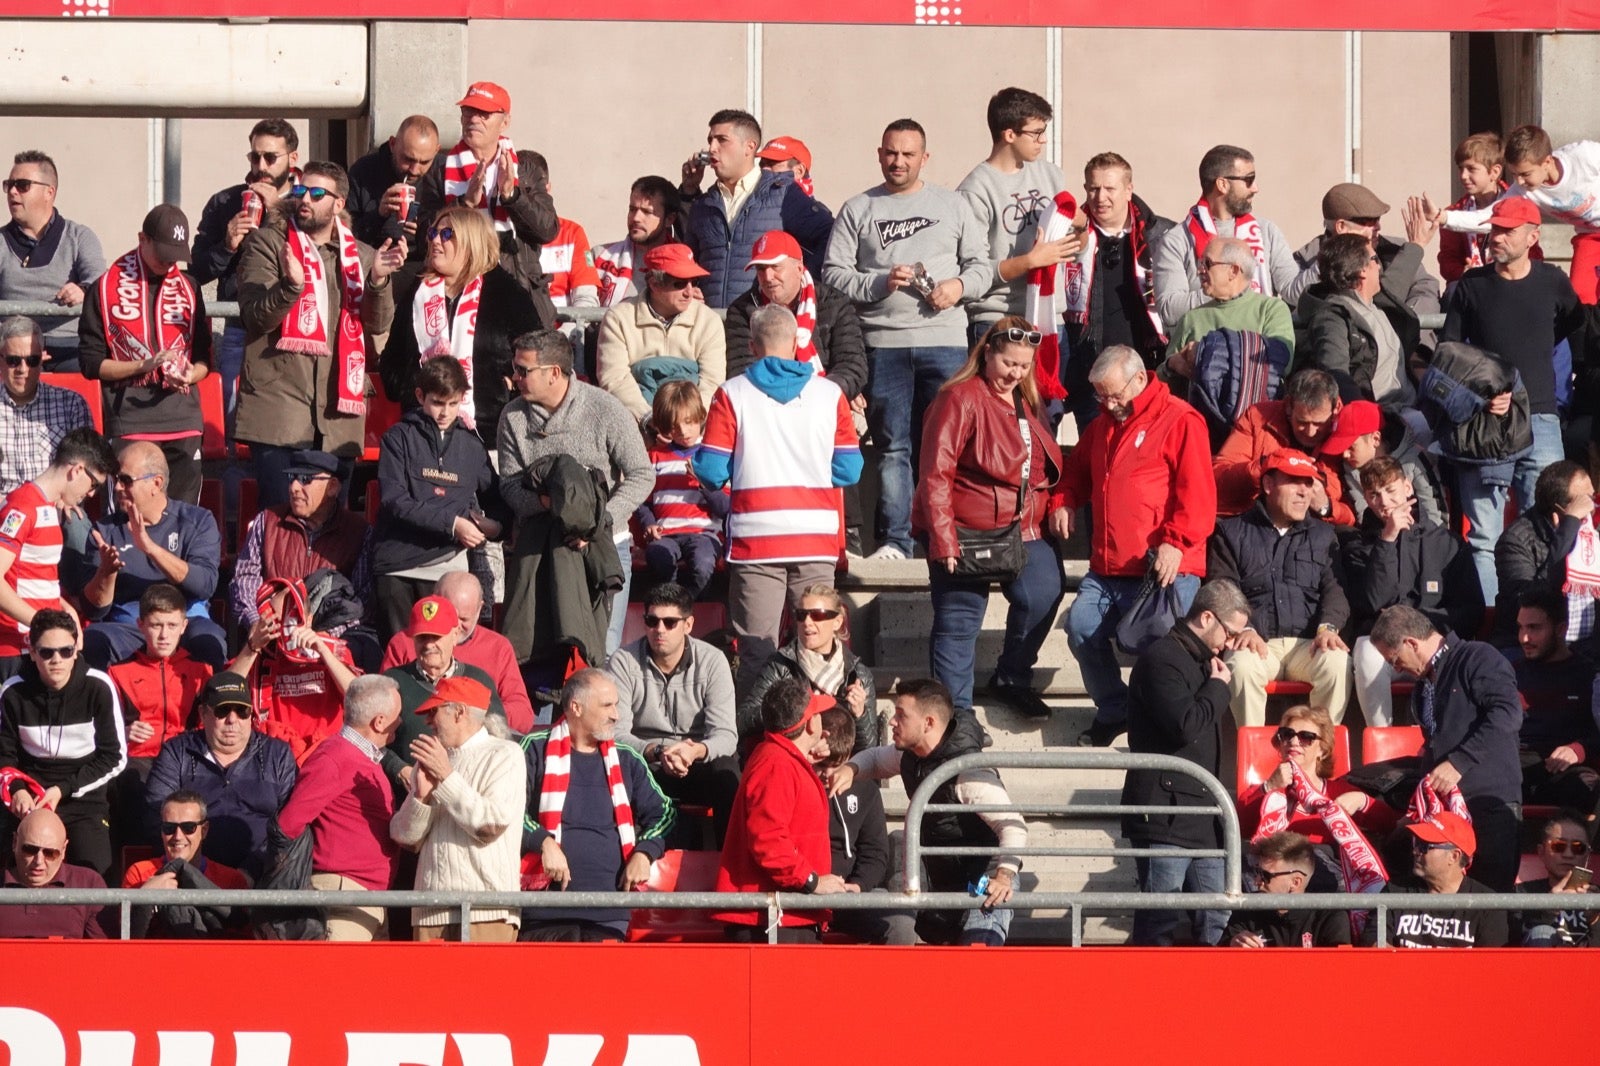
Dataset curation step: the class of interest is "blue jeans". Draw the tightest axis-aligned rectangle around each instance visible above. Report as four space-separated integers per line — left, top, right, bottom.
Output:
1067 571 1199 729
928 538 1063 712
1457 411 1562 603
217 324 246 436
867 344 968 554
605 533 634 657
1132 845 1229 946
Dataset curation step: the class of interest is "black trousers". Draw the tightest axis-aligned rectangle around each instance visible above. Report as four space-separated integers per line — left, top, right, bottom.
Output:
1466 795 1521 893
376 573 435 647
655 754 740 849
519 919 625 942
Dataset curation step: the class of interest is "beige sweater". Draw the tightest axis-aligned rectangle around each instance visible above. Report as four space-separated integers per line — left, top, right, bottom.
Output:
390 726 526 928
595 295 726 419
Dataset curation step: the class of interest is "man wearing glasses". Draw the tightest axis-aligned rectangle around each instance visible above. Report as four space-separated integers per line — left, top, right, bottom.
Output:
122 789 250 938
608 582 738 845
0 149 105 364
0 808 106 938
1224 831 1351 947
0 315 92 498
1360 812 1510 947
236 161 403 508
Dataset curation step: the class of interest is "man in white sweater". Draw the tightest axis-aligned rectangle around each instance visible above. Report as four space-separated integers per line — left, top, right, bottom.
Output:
390 675 526 941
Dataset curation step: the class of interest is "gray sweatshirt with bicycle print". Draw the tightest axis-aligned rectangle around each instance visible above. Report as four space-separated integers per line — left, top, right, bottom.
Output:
957 159 1069 322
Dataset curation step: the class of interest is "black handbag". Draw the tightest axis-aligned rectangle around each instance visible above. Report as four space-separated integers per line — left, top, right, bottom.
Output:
1114 563 1186 656
951 392 1029 584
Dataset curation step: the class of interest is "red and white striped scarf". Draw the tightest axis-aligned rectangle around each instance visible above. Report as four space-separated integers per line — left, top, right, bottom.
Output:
1449 184 1506 271
412 273 483 431
442 136 516 233
521 716 636 890
758 267 819 364
1023 190 1077 402
1185 199 1268 294
1564 512 1600 600
1409 778 1470 824
97 248 199 393
1061 204 1166 344
277 220 367 416
594 240 638 307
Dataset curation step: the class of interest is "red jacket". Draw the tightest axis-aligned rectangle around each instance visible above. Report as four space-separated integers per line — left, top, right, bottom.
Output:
1056 379 1215 578
108 650 213 760
714 732 831 928
913 377 1062 562
1212 400 1355 526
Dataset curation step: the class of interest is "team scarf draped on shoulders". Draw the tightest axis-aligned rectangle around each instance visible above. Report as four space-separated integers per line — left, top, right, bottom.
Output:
412 273 483 430
97 248 199 393
1060 203 1166 345
277 219 367 416
1023 190 1078 403
442 136 517 233
757 267 820 364
521 715 637 890
1185 199 1268 294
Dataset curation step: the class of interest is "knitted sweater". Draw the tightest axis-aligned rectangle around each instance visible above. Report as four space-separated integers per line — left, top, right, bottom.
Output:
389 726 526 927
0 214 106 351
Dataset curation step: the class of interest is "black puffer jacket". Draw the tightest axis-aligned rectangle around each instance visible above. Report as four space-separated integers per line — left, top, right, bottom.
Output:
1494 511 1580 645
723 279 869 400
738 637 879 753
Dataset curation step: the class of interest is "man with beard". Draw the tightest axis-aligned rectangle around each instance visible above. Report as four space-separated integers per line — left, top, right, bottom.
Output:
593 176 682 308
346 115 440 251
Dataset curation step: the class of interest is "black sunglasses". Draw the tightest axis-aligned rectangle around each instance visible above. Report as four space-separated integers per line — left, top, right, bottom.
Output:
19 843 62 861
246 151 284 165
992 327 1043 346
793 608 841 623
290 473 334 486
1274 727 1320 746
643 614 685 630
209 705 251 721
3 355 41 369
33 645 75 661
289 185 337 202
661 277 696 290
114 472 159 489
426 225 456 243
2 179 51 194
160 820 207 836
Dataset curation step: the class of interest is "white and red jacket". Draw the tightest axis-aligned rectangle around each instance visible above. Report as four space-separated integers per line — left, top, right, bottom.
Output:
0 482 63 655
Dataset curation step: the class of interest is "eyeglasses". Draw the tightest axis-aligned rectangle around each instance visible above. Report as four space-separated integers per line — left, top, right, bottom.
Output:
290 473 334 486
1250 867 1303 885
426 225 456 243
3 355 41 369
993 327 1043 346
246 151 284 166
1221 173 1257 186
793 608 841 623
289 185 337 202
1015 126 1048 142
1274 727 1320 746
1547 839 1590 857
1094 376 1140 406
661 277 696 290
209 705 252 721
160 820 207 836
2 179 52 194
33 645 75 661
114 472 159 489
19 843 62 861
643 614 685 630
1200 257 1233 271
1216 617 1247 640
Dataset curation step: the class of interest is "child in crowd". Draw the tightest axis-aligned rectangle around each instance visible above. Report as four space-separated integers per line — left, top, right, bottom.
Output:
1436 132 1542 289
635 380 728 600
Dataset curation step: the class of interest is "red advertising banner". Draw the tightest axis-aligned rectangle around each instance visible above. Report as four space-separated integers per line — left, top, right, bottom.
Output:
0 941 1587 1065
25 0 1600 27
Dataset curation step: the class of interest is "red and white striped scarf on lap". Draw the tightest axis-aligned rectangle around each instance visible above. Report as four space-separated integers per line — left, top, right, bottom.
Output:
278 220 367 416
97 248 198 392
443 136 516 233
1023 190 1077 402
1185 200 1268 294
760 267 820 364
522 716 637 890
413 273 483 431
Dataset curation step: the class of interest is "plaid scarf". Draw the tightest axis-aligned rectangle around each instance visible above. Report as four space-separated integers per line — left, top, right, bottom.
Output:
522 716 636 890
277 220 367 416
759 267 819 364
1023 190 1078 402
442 136 516 233
97 248 199 393
412 273 483 431
1185 199 1268 294
1061 203 1166 345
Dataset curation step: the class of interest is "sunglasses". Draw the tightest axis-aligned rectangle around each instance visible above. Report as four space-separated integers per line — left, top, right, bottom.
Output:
19 843 63 861
643 614 685 630
209 705 251 721
511 363 552 378
246 151 284 165
1547 839 1590 857
289 185 337 202
33 645 75 661
426 225 456 243
114 472 159 489
160 820 207 836
1412 838 1458 852
793 608 841 623
2 178 51 194
993 327 1043 346
661 277 696 290
3 355 41 369
1222 173 1257 186
1274 727 1320 746
290 473 334 486
1251 867 1303 884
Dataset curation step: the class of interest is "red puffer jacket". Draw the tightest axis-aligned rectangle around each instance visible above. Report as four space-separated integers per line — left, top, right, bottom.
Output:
913 377 1063 563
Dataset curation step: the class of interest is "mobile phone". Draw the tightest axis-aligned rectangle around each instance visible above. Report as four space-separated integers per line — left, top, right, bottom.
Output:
1569 866 1592 891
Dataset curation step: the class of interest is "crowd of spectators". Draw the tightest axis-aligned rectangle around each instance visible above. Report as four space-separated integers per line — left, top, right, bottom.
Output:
0 80 1596 947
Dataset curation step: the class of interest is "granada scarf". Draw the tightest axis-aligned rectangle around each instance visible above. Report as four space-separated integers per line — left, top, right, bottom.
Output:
521 716 636 890
1449 184 1507 271
758 266 819 364
1185 200 1268 294
412 273 483 431
1409 778 1470 823
1061 204 1166 344
1023 190 1077 402
1564 512 1600 600
255 577 319 665
277 221 367 416
442 136 516 233
594 240 637 307
97 248 199 393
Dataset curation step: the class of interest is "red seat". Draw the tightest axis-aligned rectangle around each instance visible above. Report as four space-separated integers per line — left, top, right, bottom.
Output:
1264 681 1311 696
626 849 724 943
1237 725 1352 794
199 477 226 545
41 373 102 434
1362 726 1424 764
198 372 227 460
363 374 400 462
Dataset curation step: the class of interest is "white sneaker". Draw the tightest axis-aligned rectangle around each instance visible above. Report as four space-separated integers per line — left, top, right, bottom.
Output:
867 544 908 561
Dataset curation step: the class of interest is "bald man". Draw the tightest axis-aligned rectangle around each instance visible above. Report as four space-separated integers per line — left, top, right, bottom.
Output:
348 114 441 251
0 809 107 938
66 440 226 670
379 570 533 732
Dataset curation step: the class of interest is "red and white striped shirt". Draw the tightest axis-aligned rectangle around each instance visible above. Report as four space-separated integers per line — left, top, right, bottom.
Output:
644 444 721 538
0 481 63 654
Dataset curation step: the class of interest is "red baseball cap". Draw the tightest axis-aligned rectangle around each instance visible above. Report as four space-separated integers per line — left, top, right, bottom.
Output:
1407 811 1477 858
456 81 511 114
643 242 710 280
799 693 834 726
757 137 812 172
1488 197 1541 229
1261 448 1321 480
746 230 803 269
408 595 460 639
1319 400 1383 456
415 676 493 716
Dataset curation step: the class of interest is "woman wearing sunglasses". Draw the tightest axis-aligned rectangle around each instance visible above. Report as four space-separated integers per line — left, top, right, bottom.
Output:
379 205 542 452
912 315 1062 720
1516 813 1598 946
739 585 879 755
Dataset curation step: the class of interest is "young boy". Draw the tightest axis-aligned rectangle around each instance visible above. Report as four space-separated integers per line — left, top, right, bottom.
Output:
636 380 729 599
1436 133 1544 287
372 355 502 643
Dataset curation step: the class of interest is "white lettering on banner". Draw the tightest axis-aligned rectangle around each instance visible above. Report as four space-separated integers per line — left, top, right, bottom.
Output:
110 275 143 322
0 1011 700 1066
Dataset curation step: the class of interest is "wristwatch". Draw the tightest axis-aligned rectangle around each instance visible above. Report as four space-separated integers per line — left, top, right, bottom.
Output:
801 872 819 894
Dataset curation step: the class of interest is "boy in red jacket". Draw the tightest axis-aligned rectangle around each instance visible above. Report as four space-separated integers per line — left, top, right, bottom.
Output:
713 679 844 941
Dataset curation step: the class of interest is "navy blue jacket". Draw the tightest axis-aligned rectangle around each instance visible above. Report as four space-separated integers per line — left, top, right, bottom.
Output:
65 501 222 623
1419 633 1524 805
1208 502 1350 639
683 170 834 308
372 407 501 576
145 729 298 876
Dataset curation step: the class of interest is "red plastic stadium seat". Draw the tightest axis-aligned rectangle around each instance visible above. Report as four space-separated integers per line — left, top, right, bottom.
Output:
365 481 381 525
41 373 102 434
626 849 724 942
198 372 227 460
1264 681 1311 697
1361 726 1424 764
1236 725 1351 794
363 374 400 462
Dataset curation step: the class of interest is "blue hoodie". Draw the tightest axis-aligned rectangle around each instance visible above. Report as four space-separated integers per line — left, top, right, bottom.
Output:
694 358 863 489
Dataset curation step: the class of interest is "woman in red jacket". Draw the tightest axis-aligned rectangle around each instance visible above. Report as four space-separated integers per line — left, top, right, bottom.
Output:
913 316 1063 719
